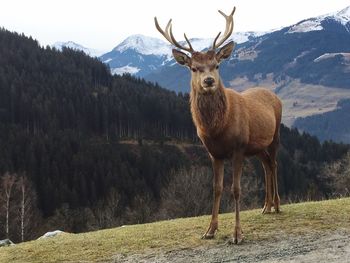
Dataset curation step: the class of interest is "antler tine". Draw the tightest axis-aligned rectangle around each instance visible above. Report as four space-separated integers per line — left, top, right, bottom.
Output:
184 33 194 52
212 6 236 50
212 32 222 50
154 17 194 53
230 6 236 16
169 25 194 53
154 17 173 44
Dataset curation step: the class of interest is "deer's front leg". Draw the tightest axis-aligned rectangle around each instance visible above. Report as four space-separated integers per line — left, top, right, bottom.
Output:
202 158 224 239
231 153 244 244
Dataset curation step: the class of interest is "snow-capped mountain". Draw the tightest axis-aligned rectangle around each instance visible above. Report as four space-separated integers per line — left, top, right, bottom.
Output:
145 5 350 93
100 5 350 76
99 35 171 77
53 41 105 57
114 34 172 57
288 5 350 33
99 32 267 77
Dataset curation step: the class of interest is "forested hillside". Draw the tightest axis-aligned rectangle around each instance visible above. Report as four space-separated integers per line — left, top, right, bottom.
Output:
0 28 349 243
293 99 350 142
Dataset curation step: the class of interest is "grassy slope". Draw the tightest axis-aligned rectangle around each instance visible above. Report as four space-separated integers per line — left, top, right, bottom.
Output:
1 198 350 263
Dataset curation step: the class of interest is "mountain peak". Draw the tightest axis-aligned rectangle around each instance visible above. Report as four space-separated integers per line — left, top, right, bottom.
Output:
114 34 171 57
333 5 350 25
52 41 105 57
53 41 84 50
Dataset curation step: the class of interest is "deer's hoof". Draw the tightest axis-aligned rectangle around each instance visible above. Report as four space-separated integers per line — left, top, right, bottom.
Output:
202 223 217 239
230 227 244 245
233 236 244 245
261 203 272 214
227 234 244 245
274 207 281 213
201 232 215 239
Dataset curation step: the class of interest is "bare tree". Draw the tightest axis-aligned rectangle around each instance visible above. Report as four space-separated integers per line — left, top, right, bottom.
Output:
1 172 17 239
125 193 154 224
93 187 121 229
16 174 39 242
158 166 212 219
320 152 350 198
158 163 264 221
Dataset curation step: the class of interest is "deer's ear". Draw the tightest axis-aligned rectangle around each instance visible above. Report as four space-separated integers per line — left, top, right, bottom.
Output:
172 49 191 67
216 41 235 63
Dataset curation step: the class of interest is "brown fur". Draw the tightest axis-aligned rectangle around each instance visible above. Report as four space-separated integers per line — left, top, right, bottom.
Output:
173 43 282 244
191 83 281 163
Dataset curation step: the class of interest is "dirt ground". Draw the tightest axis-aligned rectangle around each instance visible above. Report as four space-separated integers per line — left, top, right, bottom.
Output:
113 229 350 263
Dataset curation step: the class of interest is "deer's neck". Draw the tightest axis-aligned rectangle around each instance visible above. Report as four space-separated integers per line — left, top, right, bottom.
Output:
190 81 227 136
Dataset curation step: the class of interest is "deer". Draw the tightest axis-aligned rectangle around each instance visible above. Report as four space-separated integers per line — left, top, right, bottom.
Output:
155 6 282 244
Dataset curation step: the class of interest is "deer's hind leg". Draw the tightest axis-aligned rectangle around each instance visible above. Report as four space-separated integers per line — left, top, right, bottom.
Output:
268 137 280 213
259 134 281 214
258 151 273 214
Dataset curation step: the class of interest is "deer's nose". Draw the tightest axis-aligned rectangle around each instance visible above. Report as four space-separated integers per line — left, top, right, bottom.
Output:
204 77 215 86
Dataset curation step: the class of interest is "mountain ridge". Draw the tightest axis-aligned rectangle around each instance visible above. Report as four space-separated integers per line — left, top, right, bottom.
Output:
98 31 268 76
287 5 350 33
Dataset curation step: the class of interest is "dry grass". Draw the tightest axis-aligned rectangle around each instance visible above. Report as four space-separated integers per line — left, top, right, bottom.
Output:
1 198 349 263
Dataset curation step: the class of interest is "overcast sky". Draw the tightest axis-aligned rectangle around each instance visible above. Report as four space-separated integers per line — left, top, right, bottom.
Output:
0 0 349 52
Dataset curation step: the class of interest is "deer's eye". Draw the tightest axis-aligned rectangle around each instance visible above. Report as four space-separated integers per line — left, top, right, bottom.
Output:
191 68 197 73
216 65 219 69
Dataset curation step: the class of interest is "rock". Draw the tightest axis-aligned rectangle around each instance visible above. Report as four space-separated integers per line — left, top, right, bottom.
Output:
0 239 14 247
38 230 64 239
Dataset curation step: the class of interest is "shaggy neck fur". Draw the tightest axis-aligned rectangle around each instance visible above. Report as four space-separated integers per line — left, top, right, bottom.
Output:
190 80 227 136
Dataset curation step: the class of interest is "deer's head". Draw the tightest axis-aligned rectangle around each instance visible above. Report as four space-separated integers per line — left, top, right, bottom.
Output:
155 7 236 94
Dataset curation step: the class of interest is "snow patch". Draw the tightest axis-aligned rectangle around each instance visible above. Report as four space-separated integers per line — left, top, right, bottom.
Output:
288 19 324 33
232 31 269 43
314 53 350 62
111 65 140 75
103 58 113 63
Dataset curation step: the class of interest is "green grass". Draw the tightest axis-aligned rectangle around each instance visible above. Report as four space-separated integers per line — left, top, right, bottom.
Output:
1 198 350 262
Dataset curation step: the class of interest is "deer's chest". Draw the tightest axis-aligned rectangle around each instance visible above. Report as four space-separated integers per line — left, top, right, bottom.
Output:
198 130 244 160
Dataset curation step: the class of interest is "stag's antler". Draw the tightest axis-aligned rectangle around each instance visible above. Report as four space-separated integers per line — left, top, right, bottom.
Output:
212 6 236 50
154 17 194 53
